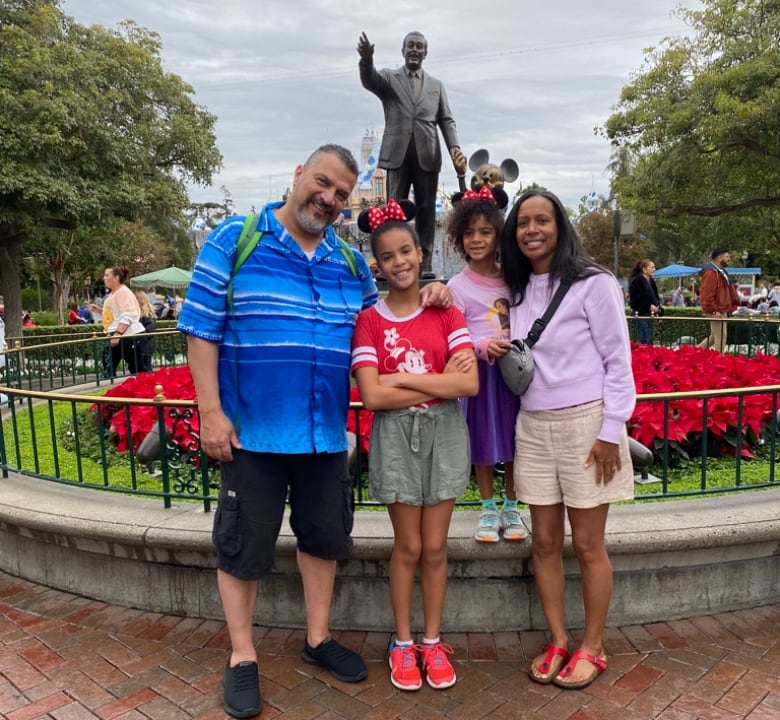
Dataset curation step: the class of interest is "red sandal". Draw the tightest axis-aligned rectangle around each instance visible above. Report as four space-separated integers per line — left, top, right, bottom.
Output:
553 649 607 690
528 644 570 684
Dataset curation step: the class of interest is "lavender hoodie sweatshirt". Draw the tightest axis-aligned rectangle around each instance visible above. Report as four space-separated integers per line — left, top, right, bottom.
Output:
508 271 635 445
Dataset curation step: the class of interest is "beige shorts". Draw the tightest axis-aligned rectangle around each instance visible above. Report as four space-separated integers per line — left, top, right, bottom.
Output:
514 400 634 509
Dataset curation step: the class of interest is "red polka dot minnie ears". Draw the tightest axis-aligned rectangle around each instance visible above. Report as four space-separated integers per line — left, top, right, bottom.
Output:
463 186 496 204
451 184 508 209
357 198 416 233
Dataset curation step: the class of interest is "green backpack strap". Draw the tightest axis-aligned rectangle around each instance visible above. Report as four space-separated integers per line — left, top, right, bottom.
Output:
338 237 358 277
227 214 262 310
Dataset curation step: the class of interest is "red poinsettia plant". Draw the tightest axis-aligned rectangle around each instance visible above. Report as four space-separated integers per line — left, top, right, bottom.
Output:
95 366 199 455
347 386 374 454
95 344 780 466
630 343 780 459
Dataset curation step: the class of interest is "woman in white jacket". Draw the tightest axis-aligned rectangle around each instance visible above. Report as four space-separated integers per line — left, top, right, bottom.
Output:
100 266 146 375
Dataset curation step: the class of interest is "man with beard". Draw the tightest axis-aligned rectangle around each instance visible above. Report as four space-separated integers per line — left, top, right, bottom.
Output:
358 31 467 277
697 247 740 352
178 144 453 718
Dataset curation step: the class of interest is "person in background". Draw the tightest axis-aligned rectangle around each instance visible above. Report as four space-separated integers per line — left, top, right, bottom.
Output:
79 304 94 323
445 191 526 543
768 281 780 306
135 291 157 331
22 312 35 328
351 200 478 691
697 248 740 352
133 290 157 373
96 266 146 376
500 190 635 691
177 144 455 718
628 259 661 344
86 297 103 324
671 286 686 307
68 303 87 325
160 296 177 319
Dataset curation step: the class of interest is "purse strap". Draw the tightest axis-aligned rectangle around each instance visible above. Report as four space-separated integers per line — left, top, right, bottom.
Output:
524 283 571 349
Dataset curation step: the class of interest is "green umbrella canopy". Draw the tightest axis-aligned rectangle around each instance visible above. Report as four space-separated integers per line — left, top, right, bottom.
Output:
129 266 192 289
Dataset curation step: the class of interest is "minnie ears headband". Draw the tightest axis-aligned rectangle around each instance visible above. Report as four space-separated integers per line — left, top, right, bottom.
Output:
357 198 417 233
451 184 509 209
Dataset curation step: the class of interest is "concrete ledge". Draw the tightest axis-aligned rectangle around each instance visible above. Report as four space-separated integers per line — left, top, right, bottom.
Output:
0 473 778 631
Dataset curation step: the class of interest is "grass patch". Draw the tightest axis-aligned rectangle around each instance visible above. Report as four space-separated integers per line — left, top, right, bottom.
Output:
634 440 777 498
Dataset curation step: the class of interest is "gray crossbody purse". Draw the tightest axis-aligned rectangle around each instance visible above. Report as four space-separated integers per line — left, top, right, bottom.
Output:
496 283 571 396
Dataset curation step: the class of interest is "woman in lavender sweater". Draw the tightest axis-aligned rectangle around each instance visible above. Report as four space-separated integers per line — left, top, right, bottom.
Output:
500 190 635 691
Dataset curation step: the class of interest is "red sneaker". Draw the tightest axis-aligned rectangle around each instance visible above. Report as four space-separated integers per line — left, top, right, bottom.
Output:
388 641 422 691
420 642 456 689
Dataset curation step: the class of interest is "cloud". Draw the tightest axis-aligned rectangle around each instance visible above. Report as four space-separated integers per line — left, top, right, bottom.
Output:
63 0 700 212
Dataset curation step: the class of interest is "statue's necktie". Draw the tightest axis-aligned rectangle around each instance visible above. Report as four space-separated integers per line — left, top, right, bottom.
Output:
411 71 421 99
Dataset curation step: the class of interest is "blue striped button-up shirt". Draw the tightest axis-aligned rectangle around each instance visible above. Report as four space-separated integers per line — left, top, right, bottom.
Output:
177 202 377 453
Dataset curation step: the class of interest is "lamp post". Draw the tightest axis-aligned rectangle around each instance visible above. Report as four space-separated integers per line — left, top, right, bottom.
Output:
609 198 636 279
612 205 621 277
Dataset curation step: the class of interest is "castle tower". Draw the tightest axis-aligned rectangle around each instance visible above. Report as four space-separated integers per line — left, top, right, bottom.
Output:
360 129 377 168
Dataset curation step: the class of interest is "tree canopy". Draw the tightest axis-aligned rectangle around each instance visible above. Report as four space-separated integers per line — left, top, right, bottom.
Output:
0 0 222 332
602 0 780 276
604 0 780 217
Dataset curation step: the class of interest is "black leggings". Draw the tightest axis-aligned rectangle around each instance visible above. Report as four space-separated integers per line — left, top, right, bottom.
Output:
105 334 152 376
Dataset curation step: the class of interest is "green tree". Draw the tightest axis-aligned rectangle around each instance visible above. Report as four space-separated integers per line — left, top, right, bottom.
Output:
574 196 656 279
513 181 548 199
188 186 236 227
0 1 221 335
602 0 780 268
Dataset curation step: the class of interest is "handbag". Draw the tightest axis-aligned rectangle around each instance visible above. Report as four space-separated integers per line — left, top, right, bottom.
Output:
497 283 571 396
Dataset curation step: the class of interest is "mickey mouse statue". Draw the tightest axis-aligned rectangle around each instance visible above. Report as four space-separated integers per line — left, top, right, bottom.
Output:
452 148 519 209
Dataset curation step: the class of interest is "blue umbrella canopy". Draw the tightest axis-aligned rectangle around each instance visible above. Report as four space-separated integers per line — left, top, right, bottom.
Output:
652 264 700 278
129 266 192 289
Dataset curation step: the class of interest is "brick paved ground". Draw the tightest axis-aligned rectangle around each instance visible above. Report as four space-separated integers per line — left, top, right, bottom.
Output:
0 571 778 720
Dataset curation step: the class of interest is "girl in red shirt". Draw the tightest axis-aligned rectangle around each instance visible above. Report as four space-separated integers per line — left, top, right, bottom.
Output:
351 200 478 692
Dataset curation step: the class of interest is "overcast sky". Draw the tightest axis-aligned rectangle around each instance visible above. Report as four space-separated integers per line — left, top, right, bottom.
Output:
62 0 701 215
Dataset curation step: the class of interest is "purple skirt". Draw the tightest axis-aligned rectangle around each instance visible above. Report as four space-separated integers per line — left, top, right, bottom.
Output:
462 359 520 466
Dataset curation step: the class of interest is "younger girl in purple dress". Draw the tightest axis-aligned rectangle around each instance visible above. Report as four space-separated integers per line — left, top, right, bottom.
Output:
446 189 527 543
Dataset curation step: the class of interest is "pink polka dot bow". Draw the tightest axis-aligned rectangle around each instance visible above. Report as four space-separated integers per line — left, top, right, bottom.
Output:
461 186 496 204
367 198 408 231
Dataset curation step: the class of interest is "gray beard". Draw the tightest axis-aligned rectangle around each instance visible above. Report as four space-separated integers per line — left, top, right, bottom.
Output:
297 212 328 235
295 199 332 236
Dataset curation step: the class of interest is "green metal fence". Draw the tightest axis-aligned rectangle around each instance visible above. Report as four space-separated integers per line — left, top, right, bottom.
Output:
0 382 776 511
0 325 777 510
1 330 188 391
626 312 780 356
